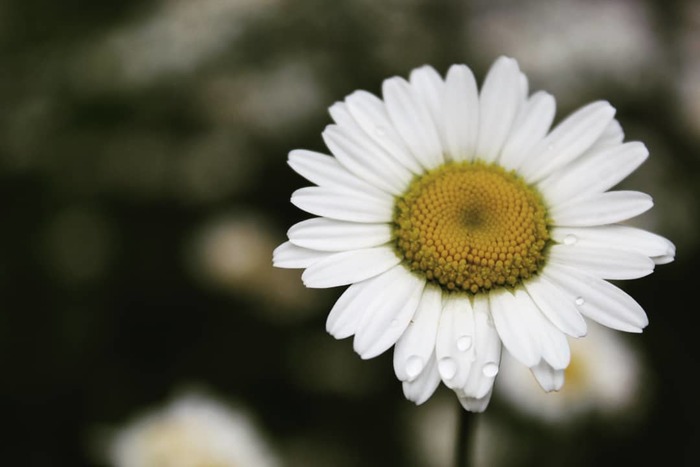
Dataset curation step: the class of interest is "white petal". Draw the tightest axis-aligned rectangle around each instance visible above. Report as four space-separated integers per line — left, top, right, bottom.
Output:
499 91 556 170
353 267 425 359
520 101 616 182
409 65 447 148
443 64 479 161
475 56 522 163
393 285 442 382
457 389 493 413
344 90 424 174
489 289 539 367
530 360 565 392
288 218 392 252
523 275 587 337
589 118 624 150
435 295 476 389
548 244 654 280
288 149 385 195
291 186 393 223
551 226 675 263
402 352 441 405
514 289 570 370
550 191 653 227
383 76 444 169
301 246 400 288
322 124 412 195
539 142 648 206
272 241 331 269
461 296 502 399
326 276 386 339
544 263 649 332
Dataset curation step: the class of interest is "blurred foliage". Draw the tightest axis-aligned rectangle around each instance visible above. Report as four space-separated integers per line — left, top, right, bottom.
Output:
1 0 698 466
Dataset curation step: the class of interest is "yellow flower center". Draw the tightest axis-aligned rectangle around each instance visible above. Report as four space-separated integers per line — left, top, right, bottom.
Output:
392 161 550 294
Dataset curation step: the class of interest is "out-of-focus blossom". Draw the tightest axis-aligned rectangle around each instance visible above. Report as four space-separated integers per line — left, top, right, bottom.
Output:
79 0 280 87
496 322 645 422
678 1 700 138
108 391 279 467
187 213 318 320
469 0 663 104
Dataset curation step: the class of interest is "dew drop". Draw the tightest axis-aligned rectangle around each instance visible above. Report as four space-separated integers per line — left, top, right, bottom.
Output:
482 362 499 377
456 335 473 352
405 356 424 379
375 125 387 137
564 234 577 245
438 357 458 380
575 297 585 306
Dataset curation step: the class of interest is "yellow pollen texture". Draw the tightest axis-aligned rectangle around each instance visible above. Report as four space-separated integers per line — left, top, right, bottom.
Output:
392 161 550 294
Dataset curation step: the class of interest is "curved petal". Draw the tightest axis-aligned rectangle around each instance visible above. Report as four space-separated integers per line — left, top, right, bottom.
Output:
461 295 502 399
514 289 570 370
499 91 556 170
435 295 476 389
382 76 444 169
288 218 392 252
409 65 447 149
475 56 523 163
520 101 616 182
301 246 400 288
550 225 675 263
588 118 624 151
539 142 648 206
344 90 424 174
489 289 539 367
394 285 442 382
550 191 653 227
272 241 332 269
291 186 393 223
458 389 493 413
288 149 385 195
326 275 388 339
523 274 587 337
530 360 565 392
544 263 649 332
548 244 655 280
402 352 441 405
353 266 425 359
322 124 412 195
443 64 479 162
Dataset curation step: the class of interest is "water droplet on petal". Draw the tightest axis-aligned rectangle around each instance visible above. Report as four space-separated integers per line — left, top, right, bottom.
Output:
405 356 424 379
575 297 585 306
375 125 387 136
482 362 499 377
564 234 577 245
456 335 472 352
438 357 458 380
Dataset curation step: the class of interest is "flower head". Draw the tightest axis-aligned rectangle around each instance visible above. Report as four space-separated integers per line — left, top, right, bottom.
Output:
109 392 279 467
273 56 674 412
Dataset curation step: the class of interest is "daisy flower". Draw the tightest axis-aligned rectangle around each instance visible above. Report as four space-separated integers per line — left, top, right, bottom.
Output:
273 56 674 412
108 392 279 467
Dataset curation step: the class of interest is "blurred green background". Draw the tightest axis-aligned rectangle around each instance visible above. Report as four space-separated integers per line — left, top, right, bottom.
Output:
1 0 697 465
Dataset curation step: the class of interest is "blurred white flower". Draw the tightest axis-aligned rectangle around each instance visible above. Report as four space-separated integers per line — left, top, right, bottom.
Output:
496 322 645 422
678 0 700 138
470 0 663 103
109 391 279 467
186 213 318 320
80 0 279 87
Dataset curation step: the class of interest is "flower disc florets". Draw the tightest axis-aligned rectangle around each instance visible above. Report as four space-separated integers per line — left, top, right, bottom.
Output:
392 161 550 294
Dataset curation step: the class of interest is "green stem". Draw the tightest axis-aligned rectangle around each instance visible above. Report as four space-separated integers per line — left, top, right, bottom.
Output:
455 406 473 467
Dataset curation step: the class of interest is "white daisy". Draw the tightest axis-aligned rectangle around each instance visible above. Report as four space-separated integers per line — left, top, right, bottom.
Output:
273 56 675 412
109 392 279 467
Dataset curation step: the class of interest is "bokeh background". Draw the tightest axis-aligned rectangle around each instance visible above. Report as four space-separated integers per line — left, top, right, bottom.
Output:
1 0 698 465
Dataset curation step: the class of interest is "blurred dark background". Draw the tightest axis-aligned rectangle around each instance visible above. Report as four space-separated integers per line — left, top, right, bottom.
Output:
1 0 697 465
